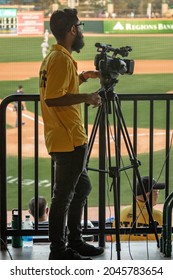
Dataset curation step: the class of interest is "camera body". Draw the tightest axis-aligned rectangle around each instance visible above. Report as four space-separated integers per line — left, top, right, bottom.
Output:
94 43 134 77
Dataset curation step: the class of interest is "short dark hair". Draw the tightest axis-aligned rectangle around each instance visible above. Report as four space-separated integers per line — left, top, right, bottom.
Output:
28 196 47 218
50 8 78 40
18 85 23 89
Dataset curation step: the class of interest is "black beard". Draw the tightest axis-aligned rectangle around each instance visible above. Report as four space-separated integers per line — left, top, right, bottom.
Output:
72 31 84 53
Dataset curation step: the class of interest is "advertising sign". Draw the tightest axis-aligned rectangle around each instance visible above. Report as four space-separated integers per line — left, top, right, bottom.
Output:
104 19 173 34
17 11 44 35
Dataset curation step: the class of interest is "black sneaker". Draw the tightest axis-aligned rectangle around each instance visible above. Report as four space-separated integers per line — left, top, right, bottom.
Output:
68 241 104 256
49 248 92 260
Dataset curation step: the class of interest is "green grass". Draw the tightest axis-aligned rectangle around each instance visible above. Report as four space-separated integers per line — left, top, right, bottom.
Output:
73 36 173 61
1 74 173 130
87 148 173 206
81 74 173 129
80 73 173 94
7 156 52 210
0 36 173 62
1 74 173 100
0 37 55 62
6 149 173 210
0 78 39 99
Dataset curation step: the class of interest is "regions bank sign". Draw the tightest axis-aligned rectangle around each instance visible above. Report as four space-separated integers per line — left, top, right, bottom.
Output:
104 20 173 34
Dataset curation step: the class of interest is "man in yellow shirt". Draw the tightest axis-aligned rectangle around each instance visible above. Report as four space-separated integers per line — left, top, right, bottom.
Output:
112 176 165 241
39 8 103 260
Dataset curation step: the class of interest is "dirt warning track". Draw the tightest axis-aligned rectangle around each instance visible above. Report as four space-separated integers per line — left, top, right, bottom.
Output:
1 60 173 81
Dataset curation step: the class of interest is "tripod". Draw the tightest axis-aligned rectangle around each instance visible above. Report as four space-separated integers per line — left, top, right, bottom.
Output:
86 77 159 260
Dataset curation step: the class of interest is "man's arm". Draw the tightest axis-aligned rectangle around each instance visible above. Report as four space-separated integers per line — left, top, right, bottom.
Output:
79 70 100 85
45 92 102 107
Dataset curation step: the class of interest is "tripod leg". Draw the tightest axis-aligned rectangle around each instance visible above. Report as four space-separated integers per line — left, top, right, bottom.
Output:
104 100 122 260
112 96 159 247
112 177 121 260
88 99 122 258
87 105 103 160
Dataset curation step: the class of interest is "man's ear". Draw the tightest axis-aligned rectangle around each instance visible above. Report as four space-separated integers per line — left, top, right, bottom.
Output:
70 25 77 36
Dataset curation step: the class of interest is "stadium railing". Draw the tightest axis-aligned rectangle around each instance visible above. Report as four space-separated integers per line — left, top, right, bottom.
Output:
0 93 173 251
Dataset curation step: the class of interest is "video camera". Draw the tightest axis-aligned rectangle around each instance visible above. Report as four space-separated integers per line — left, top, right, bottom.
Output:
94 43 134 79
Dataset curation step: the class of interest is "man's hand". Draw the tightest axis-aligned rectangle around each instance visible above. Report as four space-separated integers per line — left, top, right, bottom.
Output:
83 70 100 79
86 92 102 108
79 70 100 84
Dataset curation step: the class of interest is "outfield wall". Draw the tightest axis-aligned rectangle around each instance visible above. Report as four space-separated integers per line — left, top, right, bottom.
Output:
44 18 173 35
1 11 173 35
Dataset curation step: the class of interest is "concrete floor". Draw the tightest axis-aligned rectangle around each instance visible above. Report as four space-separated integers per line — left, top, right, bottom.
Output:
0 241 172 261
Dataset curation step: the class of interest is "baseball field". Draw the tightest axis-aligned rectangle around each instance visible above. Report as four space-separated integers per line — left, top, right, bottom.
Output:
0 34 173 211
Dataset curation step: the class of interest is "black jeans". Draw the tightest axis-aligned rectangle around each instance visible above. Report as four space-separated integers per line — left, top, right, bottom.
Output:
49 144 92 253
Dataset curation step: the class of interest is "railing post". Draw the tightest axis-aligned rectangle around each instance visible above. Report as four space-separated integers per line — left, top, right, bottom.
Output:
0 98 8 249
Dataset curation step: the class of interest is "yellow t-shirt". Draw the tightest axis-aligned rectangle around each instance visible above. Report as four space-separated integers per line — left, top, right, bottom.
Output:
39 44 88 153
112 201 162 241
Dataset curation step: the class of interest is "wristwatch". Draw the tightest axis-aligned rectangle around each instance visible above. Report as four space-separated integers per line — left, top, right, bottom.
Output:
80 71 88 82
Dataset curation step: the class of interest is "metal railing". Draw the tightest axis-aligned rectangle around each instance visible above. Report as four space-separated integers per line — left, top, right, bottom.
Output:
0 93 173 251
160 191 173 257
